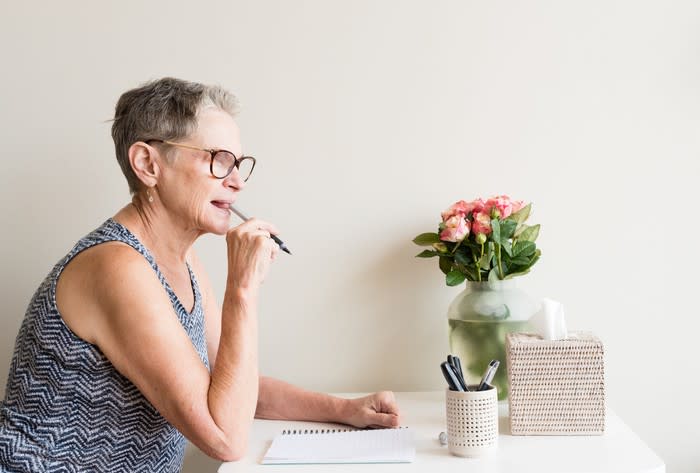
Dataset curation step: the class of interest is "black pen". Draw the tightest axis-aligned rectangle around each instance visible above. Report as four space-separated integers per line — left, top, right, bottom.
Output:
448 355 469 391
452 356 470 391
229 205 292 255
477 360 500 391
440 361 464 391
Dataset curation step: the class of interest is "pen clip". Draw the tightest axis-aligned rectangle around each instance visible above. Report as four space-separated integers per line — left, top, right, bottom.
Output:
477 359 500 391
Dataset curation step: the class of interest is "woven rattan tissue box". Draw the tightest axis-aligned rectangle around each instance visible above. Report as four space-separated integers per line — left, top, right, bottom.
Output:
506 332 605 435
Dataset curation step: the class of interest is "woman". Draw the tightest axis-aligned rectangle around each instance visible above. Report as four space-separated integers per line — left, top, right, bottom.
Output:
0 77 400 472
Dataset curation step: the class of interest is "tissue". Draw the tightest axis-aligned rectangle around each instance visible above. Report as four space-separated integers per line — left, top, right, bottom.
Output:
529 298 568 340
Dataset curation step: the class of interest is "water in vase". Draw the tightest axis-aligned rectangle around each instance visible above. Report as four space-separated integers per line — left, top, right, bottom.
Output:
448 318 530 400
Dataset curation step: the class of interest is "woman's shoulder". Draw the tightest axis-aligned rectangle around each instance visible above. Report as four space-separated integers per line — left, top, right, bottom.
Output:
60 241 161 304
57 241 166 345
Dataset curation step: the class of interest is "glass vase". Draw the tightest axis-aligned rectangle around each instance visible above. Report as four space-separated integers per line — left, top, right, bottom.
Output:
447 279 537 401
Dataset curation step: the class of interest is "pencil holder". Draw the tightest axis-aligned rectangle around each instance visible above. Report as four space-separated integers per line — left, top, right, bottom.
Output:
445 386 498 457
506 332 605 435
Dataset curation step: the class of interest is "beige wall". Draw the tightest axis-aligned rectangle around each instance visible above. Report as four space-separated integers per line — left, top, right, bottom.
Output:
1 1 698 471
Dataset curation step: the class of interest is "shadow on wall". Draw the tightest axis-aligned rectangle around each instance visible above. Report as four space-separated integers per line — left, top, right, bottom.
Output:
0 148 117 398
317 239 449 393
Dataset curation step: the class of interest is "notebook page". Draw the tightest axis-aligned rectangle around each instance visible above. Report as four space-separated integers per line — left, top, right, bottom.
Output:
262 428 415 464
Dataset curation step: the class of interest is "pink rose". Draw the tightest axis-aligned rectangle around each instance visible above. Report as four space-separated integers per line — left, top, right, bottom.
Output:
440 215 470 242
441 199 487 221
511 200 525 214
469 198 487 214
471 211 492 235
441 200 469 221
486 195 515 219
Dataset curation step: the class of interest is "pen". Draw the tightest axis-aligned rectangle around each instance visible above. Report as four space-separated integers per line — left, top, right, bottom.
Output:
229 204 292 255
477 360 500 391
452 356 470 392
440 361 464 391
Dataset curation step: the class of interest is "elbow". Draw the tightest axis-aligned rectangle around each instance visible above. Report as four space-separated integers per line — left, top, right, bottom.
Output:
209 435 249 462
215 448 244 463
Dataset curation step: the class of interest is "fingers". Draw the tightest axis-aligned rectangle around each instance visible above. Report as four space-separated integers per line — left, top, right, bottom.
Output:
225 217 280 289
350 392 401 429
235 217 280 237
375 391 400 416
366 412 400 429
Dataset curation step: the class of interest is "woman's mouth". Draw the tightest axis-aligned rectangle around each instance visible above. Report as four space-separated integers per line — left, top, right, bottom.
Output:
211 201 232 212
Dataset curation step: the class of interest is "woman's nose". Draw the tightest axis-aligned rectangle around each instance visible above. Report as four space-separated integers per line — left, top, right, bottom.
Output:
224 167 246 191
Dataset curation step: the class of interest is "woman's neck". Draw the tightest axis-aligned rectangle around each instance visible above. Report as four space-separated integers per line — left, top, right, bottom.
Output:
112 194 201 266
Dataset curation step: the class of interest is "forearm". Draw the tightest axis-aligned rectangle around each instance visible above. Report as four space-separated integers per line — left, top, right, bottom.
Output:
207 288 259 454
255 376 349 423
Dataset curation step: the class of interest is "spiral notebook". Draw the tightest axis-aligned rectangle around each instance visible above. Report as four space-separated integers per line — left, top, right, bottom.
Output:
261 427 415 465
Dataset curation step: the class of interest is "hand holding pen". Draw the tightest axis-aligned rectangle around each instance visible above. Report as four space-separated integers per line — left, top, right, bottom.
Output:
229 204 292 255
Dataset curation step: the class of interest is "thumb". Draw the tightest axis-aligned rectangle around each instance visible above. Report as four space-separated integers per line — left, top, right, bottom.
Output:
367 411 400 428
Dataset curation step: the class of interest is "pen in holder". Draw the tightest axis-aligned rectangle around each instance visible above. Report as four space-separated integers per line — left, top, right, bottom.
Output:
445 385 498 457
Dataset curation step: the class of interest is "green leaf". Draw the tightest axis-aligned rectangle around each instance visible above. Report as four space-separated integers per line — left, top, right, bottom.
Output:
439 256 452 275
502 240 513 257
513 241 536 257
509 203 531 225
510 255 530 265
415 250 438 258
454 250 471 267
481 242 494 270
491 219 501 244
488 267 501 281
446 270 466 286
461 265 478 281
479 251 491 270
518 224 540 243
499 219 517 241
412 233 440 246
504 269 531 279
514 223 528 238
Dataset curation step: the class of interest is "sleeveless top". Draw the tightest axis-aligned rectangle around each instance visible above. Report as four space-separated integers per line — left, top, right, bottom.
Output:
0 219 210 472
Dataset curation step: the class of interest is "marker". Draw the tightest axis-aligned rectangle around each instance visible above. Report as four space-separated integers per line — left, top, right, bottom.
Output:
477 360 500 391
452 356 470 391
440 361 465 391
229 205 292 255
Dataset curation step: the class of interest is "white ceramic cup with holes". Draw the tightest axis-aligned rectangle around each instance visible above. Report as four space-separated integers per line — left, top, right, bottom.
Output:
445 385 498 457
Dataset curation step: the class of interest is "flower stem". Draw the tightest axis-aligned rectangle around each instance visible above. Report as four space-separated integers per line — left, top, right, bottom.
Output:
472 252 481 282
496 244 504 279
479 243 485 281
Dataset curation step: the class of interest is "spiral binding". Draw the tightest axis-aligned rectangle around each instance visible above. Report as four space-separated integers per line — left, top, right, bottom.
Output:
281 428 354 435
281 426 408 435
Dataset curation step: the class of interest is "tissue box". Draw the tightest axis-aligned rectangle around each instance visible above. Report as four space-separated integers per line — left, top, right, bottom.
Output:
506 332 605 435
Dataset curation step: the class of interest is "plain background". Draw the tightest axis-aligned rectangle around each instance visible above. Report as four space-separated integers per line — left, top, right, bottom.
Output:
1 1 697 471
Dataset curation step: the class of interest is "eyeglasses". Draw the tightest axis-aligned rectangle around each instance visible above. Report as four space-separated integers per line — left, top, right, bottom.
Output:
148 139 256 181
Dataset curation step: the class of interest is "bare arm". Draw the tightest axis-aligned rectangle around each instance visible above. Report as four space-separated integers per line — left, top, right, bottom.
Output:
256 376 401 428
191 244 401 431
57 218 278 462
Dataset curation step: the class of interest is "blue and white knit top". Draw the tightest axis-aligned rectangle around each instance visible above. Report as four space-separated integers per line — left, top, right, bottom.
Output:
0 218 210 472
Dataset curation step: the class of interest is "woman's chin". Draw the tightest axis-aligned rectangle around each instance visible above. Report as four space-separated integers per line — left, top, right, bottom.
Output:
208 221 230 236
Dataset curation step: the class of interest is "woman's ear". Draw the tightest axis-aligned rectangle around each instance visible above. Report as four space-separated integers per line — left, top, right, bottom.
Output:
129 141 160 188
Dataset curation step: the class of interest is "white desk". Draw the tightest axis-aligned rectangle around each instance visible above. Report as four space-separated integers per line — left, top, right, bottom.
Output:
218 392 665 473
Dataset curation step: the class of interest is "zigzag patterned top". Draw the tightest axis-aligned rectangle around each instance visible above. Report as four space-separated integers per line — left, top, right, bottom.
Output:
0 218 210 472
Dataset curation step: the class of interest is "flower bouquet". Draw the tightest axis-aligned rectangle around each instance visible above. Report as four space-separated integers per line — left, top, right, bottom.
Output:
413 195 541 400
413 196 541 285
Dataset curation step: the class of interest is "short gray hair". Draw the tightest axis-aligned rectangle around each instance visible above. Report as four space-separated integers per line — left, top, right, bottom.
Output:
111 77 240 193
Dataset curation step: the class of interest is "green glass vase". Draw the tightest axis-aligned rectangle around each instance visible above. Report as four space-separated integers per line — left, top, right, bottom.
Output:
447 279 537 401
